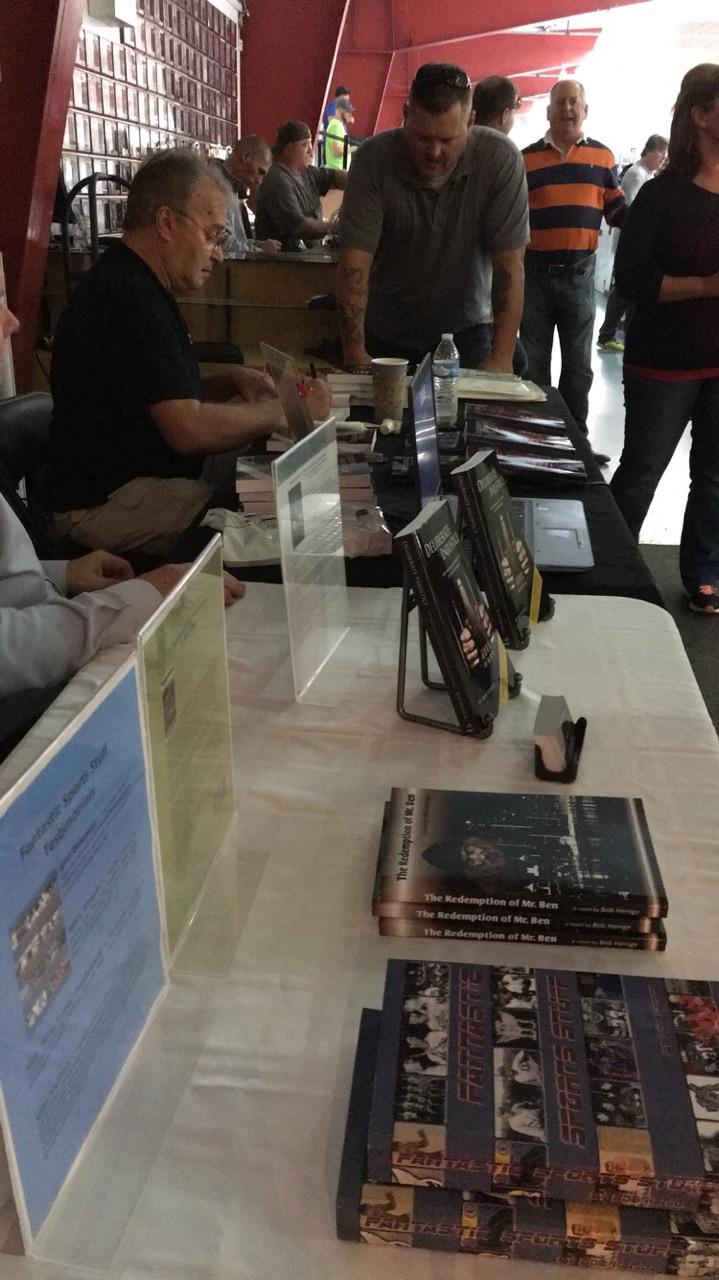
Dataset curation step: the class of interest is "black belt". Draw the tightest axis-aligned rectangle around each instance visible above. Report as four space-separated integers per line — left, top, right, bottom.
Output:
526 253 595 275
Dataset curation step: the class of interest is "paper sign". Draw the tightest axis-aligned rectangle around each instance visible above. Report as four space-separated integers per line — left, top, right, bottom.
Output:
0 661 165 1246
137 536 235 954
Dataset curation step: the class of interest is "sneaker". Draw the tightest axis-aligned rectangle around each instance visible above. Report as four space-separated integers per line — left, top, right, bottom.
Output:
597 338 625 352
688 585 719 613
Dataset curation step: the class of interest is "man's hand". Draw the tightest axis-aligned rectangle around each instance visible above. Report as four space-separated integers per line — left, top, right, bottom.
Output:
65 550 134 596
257 239 281 255
139 565 246 609
231 366 278 402
305 376 333 421
480 351 515 375
221 574 246 608
343 349 372 371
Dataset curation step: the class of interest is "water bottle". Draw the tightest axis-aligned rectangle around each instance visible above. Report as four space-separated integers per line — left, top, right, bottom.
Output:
432 333 460 425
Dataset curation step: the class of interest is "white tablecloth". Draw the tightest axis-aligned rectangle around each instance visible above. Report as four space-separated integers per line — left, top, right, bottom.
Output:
2 588 719 1280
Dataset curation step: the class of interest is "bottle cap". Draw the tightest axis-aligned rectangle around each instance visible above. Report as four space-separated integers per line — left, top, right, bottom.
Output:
441 333 453 340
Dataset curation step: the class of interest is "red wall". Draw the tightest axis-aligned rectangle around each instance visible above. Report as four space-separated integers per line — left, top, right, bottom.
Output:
0 0 83 389
241 0 349 145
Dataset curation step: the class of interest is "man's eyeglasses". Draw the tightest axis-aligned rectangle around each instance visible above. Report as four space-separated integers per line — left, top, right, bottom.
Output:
173 209 229 249
513 97 524 110
414 64 470 92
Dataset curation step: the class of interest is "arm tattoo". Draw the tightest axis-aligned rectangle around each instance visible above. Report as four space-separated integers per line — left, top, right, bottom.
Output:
337 261 370 350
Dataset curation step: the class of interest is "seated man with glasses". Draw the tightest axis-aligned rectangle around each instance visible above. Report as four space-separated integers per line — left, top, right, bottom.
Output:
472 76 522 136
337 61 529 373
48 149 287 556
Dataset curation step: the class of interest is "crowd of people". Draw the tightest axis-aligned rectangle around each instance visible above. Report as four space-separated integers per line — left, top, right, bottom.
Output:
1 59 718 743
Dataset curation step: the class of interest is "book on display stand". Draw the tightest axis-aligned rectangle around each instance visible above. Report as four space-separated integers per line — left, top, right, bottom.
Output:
393 499 521 739
452 449 550 650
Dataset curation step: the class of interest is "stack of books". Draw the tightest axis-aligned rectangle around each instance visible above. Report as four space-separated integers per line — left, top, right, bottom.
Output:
372 789 669 951
337 962 719 1272
236 451 375 516
463 402 587 483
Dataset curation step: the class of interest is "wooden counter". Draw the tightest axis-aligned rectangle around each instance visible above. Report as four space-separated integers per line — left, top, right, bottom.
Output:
176 251 340 365
43 247 340 371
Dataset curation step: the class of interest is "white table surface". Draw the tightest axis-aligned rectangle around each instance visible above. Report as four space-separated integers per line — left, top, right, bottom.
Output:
2 587 719 1280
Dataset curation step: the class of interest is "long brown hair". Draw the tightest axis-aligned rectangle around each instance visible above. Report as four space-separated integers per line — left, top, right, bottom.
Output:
666 63 719 180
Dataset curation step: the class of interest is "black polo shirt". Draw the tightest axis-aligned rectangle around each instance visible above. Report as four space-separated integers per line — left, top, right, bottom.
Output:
49 242 204 511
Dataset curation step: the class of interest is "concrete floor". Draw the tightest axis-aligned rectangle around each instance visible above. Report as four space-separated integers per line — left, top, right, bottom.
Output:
552 296 690 546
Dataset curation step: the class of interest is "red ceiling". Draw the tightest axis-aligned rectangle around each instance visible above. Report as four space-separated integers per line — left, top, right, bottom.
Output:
333 0 641 136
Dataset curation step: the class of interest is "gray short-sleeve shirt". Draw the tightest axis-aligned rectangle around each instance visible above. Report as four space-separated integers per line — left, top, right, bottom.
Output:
255 162 333 249
339 126 529 350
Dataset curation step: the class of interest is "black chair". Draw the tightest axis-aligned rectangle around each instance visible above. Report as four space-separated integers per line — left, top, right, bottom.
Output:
0 391 56 556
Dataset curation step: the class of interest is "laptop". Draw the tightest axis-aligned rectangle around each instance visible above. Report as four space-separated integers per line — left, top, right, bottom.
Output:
407 352 443 509
260 341 315 441
511 497 594 572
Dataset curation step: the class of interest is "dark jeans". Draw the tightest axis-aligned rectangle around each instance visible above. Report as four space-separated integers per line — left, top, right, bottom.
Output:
610 371 719 590
520 256 596 435
366 323 493 369
597 286 627 343
367 324 527 375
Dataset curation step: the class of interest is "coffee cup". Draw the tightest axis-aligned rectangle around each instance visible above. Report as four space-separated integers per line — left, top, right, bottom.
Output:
371 357 408 426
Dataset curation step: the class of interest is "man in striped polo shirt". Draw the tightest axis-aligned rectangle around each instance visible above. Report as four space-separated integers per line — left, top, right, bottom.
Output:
520 80 626 456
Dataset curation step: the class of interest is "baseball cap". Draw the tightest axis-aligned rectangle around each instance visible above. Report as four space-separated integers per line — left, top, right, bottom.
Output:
272 120 312 154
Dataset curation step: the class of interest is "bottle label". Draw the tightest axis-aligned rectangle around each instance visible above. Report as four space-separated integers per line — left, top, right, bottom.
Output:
433 360 460 380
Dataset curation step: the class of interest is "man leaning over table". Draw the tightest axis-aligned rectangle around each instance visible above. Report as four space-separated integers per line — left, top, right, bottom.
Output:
336 61 529 372
0 303 243 706
48 148 287 557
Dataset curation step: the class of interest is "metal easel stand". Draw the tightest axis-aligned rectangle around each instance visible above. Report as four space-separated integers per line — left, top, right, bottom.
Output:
396 574 494 740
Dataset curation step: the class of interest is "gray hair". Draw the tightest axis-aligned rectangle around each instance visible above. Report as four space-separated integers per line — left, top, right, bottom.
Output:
124 147 232 230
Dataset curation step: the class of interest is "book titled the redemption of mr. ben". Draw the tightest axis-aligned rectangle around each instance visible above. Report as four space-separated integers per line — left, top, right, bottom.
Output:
337 1009 719 1273
373 790 668 923
367 960 719 1213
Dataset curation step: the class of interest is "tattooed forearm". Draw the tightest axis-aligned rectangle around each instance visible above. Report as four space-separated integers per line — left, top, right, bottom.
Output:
490 249 524 363
337 249 372 358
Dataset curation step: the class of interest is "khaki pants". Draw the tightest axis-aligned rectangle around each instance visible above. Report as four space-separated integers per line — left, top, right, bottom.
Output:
53 476 211 556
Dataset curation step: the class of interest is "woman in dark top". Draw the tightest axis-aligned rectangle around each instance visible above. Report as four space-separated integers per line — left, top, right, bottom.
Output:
610 64 719 612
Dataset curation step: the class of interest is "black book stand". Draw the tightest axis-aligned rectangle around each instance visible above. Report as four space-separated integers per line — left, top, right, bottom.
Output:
396 574 508 740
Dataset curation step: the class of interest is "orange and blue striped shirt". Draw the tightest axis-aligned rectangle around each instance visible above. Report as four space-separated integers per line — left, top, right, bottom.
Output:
522 136 626 263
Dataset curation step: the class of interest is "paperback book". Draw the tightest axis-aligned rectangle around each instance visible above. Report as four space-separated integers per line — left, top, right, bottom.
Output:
338 1009 719 1273
377 917 667 951
490 452 588 484
372 789 668 922
463 402 568 430
394 500 521 737
465 418 576 454
452 450 545 649
367 961 719 1212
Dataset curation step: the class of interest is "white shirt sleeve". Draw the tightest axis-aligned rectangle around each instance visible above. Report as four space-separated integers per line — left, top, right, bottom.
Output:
0 498 161 697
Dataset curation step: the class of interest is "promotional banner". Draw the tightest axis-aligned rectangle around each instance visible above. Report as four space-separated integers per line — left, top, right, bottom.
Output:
0 661 165 1247
137 536 235 953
